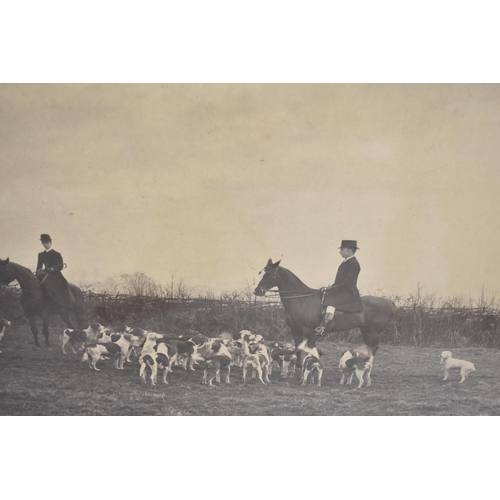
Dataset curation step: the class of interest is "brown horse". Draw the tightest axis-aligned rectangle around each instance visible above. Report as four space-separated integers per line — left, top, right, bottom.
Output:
0 258 86 347
254 259 396 355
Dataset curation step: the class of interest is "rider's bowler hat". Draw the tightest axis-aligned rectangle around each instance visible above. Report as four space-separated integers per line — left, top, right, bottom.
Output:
40 234 52 242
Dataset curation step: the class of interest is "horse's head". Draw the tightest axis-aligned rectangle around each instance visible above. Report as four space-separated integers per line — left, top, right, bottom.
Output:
0 258 15 286
254 259 281 296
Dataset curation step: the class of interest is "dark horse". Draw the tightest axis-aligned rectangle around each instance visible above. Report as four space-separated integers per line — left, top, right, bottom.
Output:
0 258 86 347
254 259 396 354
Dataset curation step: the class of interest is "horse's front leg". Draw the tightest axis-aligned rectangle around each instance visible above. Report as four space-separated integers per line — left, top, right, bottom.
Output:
291 326 312 369
359 326 379 355
41 312 51 347
27 316 41 348
291 330 302 366
295 327 319 366
61 311 74 330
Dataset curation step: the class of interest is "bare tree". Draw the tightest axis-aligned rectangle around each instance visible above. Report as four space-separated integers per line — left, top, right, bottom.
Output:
121 272 158 296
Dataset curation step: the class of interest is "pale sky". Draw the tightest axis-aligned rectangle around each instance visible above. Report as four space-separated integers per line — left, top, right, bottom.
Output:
1 84 499 300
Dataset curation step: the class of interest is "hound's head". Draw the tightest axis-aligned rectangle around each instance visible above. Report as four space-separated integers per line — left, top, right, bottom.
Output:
97 332 113 343
248 342 260 354
239 330 253 342
190 333 210 345
440 351 452 364
130 327 147 337
122 333 140 343
88 322 104 333
114 324 132 334
146 332 164 341
211 340 224 353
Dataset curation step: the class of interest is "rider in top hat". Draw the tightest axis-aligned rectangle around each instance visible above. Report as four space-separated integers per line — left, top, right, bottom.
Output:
36 234 72 309
314 240 363 335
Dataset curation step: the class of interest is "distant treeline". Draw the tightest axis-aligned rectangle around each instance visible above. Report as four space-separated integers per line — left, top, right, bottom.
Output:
1 285 500 347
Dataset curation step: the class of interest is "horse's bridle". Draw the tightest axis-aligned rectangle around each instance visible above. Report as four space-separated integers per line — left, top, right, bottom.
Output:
258 266 322 299
260 266 280 293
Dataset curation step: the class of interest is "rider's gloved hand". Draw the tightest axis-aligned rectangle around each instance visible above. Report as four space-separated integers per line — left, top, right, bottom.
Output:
319 286 329 293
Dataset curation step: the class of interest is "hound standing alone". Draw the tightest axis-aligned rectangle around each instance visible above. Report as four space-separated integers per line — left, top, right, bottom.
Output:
440 351 475 383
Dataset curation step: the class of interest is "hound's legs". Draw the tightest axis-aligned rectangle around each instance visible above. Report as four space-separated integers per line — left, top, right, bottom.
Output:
316 369 323 387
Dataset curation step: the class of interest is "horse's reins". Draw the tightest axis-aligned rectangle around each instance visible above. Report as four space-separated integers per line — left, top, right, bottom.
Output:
36 272 50 288
259 267 322 299
3 263 66 290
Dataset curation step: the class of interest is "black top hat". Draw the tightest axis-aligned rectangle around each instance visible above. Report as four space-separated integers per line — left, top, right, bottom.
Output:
339 240 359 250
40 234 52 242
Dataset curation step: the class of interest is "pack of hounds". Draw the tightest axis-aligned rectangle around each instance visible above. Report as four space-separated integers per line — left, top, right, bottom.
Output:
63 323 322 387
0 318 476 387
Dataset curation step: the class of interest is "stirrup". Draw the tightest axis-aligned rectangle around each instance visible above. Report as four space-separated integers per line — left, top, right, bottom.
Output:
314 326 326 335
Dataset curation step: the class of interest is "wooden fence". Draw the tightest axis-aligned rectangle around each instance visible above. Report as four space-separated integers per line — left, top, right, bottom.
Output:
1 286 500 347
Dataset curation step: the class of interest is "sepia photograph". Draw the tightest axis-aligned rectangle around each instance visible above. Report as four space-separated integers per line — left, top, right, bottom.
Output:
1 83 499 416
3 3 499 500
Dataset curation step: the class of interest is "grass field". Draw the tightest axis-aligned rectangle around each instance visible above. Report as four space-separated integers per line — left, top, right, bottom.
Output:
1 325 499 416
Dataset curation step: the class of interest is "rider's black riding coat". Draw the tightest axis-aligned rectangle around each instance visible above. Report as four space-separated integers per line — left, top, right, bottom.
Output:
36 249 71 309
322 257 363 312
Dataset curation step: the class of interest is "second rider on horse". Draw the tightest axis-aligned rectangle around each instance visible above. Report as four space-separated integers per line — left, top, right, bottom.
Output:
314 240 363 335
36 233 72 309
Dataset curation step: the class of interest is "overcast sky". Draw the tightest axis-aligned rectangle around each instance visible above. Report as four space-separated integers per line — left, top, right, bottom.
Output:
1 84 499 300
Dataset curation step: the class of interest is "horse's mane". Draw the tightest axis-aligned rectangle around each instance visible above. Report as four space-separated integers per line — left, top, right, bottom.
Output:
2 261 38 288
278 266 317 293
8 261 35 277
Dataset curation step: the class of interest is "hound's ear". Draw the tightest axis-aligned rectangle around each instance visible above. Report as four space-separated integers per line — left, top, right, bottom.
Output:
273 259 281 267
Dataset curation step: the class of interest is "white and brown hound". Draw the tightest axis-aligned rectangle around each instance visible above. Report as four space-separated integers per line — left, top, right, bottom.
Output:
202 339 232 386
84 342 122 371
61 322 105 354
300 353 324 387
270 342 297 378
242 338 271 385
339 345 374 388
152 342 177 384
139 332 164 386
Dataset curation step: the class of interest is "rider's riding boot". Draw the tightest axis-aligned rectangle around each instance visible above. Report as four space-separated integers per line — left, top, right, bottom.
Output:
314 306 335 335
